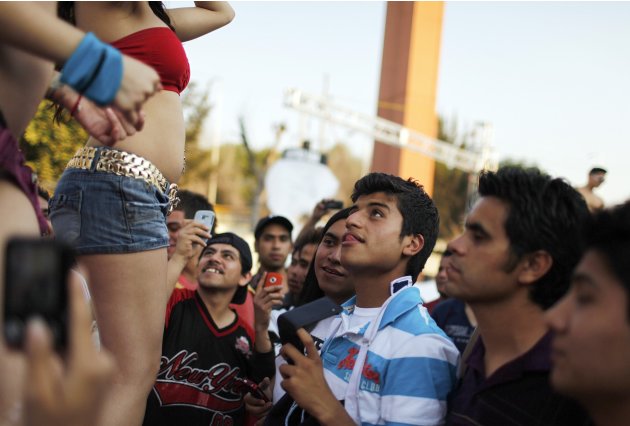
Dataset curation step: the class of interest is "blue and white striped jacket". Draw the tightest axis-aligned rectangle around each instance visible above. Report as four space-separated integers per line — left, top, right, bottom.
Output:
320 277 459 426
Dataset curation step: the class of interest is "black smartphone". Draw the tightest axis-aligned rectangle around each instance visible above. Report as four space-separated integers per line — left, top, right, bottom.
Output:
278 297 342 362
3 237 75 352
239 377 270 403
323 200 343 210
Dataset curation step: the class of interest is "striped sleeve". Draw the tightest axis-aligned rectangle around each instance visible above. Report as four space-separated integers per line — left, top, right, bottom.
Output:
378 333 459 426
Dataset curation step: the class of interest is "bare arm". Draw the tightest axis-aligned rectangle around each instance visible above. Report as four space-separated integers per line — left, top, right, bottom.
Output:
165 220 210 301
253 280 284 354
167 2 235 42
23 272 115 426
0 3 160 126
294 199 335 248
0 2 84 63
47 72 144 145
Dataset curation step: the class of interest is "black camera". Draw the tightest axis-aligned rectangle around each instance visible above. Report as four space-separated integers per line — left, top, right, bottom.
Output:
323 200 343 210
4 238 75 351
278 297 342 363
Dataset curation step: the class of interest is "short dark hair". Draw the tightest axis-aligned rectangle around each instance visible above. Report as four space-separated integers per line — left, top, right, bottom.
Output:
478 166 589 309
294 226 323 254
175 190 216 233
200 232 252 275
589 167 607 175
582 200 630 319
254 216 293 240
351 173 439 280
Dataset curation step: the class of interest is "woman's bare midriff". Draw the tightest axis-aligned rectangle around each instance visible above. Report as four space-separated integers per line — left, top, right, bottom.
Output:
86 90 186 184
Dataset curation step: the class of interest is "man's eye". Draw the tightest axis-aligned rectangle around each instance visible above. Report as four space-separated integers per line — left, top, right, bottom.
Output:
574 290 595 306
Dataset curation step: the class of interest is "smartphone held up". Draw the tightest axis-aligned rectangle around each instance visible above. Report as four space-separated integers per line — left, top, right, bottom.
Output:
263 272 283 289
323 200 343 210
3 237 75 352
194 209 215 242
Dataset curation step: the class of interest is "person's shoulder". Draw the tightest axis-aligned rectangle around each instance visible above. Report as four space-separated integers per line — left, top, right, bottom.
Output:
432 297 460 314
387 302 446 336
380 306 458 357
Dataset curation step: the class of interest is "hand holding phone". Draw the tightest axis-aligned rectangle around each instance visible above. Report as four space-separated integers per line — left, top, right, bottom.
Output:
322 200 343 210
239 378 270 403
193 210 215 241
4 238 75 352
23 267 115 426
263 272 283 289
278 297 342 363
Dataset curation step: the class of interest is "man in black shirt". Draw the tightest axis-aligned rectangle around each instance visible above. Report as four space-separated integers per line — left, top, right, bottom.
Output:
445 167 592 426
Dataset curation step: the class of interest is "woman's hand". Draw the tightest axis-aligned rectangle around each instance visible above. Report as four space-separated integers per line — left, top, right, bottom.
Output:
114 55 162 127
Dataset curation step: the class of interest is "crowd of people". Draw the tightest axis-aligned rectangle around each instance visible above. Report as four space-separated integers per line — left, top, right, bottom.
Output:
1 2 629 426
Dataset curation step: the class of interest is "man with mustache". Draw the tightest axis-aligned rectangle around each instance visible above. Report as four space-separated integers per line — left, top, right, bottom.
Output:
143 232 282 426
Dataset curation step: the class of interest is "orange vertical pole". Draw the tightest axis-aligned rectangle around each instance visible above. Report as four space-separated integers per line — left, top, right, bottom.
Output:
370 1 444 196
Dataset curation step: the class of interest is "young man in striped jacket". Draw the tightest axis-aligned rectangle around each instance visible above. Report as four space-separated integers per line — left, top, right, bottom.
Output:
278 173 459 426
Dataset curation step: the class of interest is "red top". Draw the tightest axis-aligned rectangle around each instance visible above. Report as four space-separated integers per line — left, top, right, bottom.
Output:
111 27 190 94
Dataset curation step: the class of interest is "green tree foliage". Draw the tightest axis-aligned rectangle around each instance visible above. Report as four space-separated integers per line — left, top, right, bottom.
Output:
179 82 213 189
432 117 542 239
326 142 364 203
237 118 283 227
20 102 87 192
432 117 470 239
499 157 542 171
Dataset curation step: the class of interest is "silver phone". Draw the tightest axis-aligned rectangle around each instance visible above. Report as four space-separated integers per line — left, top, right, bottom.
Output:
193 210 215 239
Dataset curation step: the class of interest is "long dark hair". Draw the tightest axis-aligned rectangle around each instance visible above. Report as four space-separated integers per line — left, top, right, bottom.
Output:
296 208 352 307
58 2 174 30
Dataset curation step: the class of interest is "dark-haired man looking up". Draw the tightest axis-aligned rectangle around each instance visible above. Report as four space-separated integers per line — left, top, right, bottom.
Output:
277 173 459 425
143 232 281 426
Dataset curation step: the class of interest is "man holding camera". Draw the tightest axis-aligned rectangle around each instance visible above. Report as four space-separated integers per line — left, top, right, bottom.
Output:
166 189 217 291
143 232 282 426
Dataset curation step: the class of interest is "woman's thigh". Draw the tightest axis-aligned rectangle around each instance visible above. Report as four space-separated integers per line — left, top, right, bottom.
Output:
79 249 167 373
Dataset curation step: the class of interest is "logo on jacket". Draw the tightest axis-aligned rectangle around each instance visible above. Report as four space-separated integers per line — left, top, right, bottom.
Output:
153 350 254 413
337 346 381 390
234 336 251 357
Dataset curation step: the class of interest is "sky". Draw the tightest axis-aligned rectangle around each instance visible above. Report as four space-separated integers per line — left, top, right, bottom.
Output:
176 1 630 206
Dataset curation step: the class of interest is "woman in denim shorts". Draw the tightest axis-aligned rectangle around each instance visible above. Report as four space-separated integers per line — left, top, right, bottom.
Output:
50 3 234 425
0 4 161 424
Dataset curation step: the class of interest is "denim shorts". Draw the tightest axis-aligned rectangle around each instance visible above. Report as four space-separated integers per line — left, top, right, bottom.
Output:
49 168 169 254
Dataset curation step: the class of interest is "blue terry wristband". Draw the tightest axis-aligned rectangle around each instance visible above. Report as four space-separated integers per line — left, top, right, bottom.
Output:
83 44 123 106
60 33 123 106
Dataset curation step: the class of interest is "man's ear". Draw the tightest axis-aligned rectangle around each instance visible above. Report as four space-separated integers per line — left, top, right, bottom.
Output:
239 271 252 286
517 250 553 286
254 240 260 253
402 233 424 258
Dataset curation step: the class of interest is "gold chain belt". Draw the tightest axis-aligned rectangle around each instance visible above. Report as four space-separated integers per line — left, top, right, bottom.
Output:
66 147 180 214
